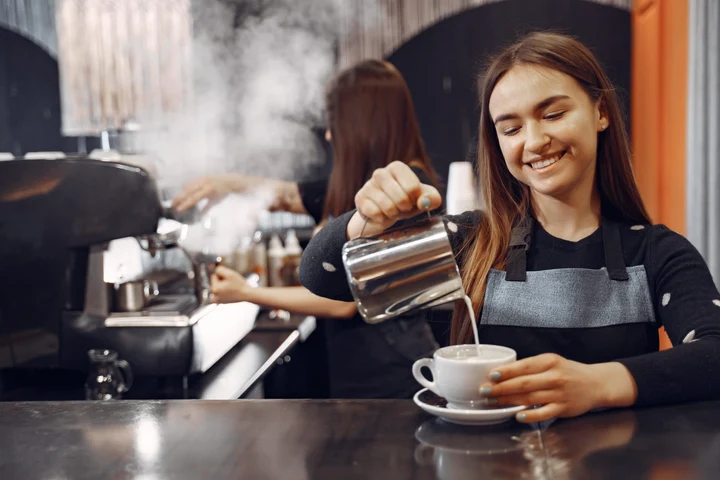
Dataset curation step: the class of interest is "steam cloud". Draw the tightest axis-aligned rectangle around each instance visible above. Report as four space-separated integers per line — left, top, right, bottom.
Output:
134 0 374 257
141 0 365 186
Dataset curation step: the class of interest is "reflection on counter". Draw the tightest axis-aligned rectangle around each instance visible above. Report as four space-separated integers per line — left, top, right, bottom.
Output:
412 402 720 479
4 395 720 478
414 418 538 479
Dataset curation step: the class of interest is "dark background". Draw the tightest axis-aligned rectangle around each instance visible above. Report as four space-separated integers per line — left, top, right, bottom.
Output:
388 0 631 185
0 0 630 185
0 28 77 155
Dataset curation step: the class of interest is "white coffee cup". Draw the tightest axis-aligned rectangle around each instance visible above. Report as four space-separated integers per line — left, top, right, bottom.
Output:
412 344 516 409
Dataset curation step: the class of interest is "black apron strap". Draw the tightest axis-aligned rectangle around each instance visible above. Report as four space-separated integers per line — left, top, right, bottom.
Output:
504 216 627 282
505 217 533 282
602 219 629 281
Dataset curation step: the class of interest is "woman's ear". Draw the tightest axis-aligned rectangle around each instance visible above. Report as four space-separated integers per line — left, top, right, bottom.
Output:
596 96 609 133
325 129 332 143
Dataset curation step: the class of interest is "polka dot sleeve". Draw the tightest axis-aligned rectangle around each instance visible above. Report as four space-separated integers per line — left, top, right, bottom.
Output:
298 210 357 302
618 225 720 406
299 209 484 303
442 210 484 268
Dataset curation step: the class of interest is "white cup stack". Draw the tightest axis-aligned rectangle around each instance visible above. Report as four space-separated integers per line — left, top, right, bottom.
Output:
446 161 480 215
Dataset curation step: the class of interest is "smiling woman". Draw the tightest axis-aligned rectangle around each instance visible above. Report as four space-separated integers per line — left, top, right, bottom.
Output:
491 74 604 209
300 31 720 424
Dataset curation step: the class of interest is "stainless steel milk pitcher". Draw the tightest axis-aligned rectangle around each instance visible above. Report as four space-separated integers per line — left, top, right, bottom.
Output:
342 217 464 324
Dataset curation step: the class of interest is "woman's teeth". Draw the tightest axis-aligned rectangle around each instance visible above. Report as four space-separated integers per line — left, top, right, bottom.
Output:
530 152 564 170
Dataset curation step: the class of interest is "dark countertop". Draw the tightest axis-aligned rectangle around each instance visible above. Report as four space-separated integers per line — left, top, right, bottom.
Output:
1 398 719 479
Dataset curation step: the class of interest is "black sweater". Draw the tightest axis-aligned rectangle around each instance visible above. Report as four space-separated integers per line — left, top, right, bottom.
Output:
297 168 441 399
299 209 720 407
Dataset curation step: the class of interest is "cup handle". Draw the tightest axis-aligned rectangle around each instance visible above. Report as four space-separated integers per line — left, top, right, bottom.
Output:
116 359 134 393
412 358 441 396
413 444 435 466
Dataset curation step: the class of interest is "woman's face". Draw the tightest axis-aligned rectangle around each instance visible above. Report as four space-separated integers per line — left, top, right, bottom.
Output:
488 64 608 201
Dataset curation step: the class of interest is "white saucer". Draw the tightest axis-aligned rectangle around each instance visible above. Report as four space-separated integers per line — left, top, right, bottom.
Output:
413 389 526 426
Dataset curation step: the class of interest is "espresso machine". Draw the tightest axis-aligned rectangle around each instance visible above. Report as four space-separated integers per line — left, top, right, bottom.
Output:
0 157 258 392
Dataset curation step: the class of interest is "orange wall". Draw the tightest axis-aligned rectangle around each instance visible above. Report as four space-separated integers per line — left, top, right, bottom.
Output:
632 0 688 350
632 0 688 232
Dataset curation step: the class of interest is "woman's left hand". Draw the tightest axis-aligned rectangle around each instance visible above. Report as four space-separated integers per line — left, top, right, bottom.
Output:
479 354 638 423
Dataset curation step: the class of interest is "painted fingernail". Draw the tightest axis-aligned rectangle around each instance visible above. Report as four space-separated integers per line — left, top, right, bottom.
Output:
420 196 431 209
479 386 492 397
516 413 527 422
490 371 501 381
487 398 498 406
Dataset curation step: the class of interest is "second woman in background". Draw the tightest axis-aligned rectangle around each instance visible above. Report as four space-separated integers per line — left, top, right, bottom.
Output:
173 59 442 399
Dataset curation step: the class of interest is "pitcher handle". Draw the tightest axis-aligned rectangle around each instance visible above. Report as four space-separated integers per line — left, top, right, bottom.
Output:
116 359 134 393
143 280 159 300
412 358 441 396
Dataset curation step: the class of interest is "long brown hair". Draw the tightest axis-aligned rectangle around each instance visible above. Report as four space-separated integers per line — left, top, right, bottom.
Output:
451 31 651 344
322 59 438 220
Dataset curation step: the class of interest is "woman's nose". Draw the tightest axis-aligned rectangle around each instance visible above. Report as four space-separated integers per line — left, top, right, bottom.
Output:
524 122 551 154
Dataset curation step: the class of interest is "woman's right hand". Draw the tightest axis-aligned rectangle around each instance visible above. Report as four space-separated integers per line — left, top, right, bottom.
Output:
348 161 443 238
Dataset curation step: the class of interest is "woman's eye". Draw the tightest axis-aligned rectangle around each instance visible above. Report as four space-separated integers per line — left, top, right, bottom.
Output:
501 127 520 136
544 111 565 121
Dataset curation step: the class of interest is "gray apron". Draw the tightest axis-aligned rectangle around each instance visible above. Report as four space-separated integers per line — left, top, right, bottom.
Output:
479 218 657 330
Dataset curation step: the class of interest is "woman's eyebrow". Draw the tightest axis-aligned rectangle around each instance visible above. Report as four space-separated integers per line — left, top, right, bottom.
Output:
492 95 571 124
